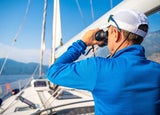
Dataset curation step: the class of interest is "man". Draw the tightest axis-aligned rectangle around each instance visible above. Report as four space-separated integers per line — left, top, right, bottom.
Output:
47 9 160 114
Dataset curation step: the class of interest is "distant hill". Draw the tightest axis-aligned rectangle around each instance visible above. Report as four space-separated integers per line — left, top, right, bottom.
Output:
142 30 160 56
0 58 48 75
142 30 160 63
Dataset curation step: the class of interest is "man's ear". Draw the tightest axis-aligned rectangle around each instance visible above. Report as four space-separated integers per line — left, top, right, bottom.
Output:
113 28 121 42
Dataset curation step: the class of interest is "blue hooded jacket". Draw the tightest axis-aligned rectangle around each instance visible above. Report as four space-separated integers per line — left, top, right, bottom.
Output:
47 40 160 115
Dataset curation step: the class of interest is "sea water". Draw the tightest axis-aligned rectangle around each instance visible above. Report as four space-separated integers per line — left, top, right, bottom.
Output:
0 75 33 85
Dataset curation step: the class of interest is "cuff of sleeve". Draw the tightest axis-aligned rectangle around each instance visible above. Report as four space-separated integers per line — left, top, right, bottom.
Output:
73 40 87 54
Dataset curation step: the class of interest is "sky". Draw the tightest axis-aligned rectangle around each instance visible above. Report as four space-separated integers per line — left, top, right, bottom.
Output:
0 0 160 65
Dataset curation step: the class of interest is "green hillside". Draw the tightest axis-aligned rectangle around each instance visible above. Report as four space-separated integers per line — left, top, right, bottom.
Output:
0 58 48 75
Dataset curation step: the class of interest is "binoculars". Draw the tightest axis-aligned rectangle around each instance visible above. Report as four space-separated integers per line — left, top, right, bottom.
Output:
95 29 108 47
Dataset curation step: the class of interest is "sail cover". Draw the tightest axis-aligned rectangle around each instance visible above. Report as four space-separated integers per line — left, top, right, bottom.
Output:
51 0 62 64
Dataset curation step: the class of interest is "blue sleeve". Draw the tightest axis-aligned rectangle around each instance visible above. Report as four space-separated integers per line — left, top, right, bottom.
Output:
47 40 98 91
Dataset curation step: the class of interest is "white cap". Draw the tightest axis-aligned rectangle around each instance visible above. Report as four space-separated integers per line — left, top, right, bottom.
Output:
108 9 148 38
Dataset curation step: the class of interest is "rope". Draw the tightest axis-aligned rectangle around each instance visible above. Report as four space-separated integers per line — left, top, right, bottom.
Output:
38 86 62 111
0 0 31 76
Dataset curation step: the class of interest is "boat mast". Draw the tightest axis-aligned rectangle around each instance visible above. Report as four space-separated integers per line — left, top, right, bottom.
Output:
51 0 62 64
39 0 47 77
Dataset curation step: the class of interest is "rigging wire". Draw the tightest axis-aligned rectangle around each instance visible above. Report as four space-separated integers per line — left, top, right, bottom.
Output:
75 0 96 56
88 0 113 57
110 0 113 9
75 0 86 27
90 0 95 22
0 0 31 75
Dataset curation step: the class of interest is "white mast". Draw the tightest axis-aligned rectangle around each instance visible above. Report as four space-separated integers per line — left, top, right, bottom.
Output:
51 0 62 64
39 0 47 77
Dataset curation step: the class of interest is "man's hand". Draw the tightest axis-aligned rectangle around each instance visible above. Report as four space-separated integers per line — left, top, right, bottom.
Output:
81 28 104 46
